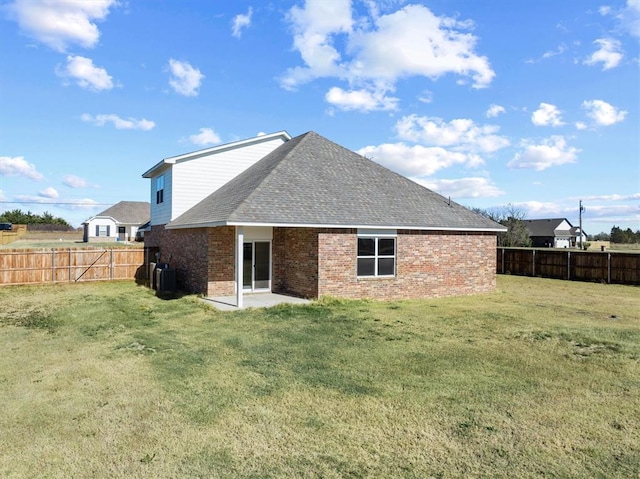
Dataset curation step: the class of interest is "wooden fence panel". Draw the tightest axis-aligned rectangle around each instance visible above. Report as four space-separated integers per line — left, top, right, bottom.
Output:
497 248 640 285
0 248 144 286
535 250 568 279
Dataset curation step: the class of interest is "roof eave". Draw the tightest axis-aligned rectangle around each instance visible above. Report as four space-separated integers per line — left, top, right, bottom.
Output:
166 220 506 233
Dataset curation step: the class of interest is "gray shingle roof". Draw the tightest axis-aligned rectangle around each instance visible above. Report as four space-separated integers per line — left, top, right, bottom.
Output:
167 132 504 231
91 201 150 225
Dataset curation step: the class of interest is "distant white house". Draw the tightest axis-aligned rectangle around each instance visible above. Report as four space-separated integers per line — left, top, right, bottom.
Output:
141 131 291 226
524 218 584 248
83 201 150 242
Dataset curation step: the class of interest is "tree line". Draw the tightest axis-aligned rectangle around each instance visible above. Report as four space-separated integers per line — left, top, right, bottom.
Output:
589 226 640 244
0 209 71 227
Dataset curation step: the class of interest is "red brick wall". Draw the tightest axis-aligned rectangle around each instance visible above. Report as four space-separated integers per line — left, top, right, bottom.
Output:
145 225 236 295
148 225 497 300
145 225 209 293
272 227 319 298
317 229 497 300
207 226 235 296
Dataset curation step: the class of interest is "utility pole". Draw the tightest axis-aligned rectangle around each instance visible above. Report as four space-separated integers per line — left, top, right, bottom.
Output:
579 200 585 250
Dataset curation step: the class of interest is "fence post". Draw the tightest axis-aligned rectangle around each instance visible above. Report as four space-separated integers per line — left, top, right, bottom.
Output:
608 252 611 284
51 249 55 283
501 248 505 274
567 251 571 280
69 249 72 282
532 249 536 277
110 249 113 280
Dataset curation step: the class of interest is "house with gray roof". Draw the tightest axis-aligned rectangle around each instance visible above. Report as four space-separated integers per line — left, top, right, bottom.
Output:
83 201 150 242
523 218 574 248
143 131 505 305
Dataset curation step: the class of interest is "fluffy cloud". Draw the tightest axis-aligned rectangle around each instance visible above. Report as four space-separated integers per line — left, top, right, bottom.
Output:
620 0 640 37
395 115 510 153
584 38 623 70
38 186 59 198
576 193 640 202
413 177 504 198
486 104 506 118
232 7 253 38
81 113 155 130
358 143 480 177
6 0 117 52
63 175 89 188
582 99 627 126
325 86 398 111
508 136 579 171
189 128 221 146
168 59 205 97
531 103 564 127
0 156 43 180
282 1 494 111
56 55 114 91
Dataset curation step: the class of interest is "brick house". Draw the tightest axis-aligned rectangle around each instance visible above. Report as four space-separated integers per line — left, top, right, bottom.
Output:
143 131 504 306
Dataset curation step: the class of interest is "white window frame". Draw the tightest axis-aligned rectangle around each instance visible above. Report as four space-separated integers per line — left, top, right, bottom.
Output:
156 174 164 204
356 229 397 278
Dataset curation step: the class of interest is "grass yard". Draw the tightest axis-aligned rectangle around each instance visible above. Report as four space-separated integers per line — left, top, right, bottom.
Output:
0 276 638 478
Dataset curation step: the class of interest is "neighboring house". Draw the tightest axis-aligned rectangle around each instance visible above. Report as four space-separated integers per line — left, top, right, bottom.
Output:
570 226 588 248
144 131 505 305
523 218 576 248
83 201 150 242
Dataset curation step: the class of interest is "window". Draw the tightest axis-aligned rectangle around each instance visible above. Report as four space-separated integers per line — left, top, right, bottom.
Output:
357 235 396 277
156 174 164 204
95 225 110 237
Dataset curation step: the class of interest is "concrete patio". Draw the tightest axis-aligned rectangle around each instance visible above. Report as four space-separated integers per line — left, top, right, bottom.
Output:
201 292 311 311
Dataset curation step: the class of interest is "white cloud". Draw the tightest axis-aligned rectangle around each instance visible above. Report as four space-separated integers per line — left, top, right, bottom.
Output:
508 136 579 171
325 86 398 111
575 193 640 202
575 121 588 130
395 114 510 153
189 128 221 146
0 156 43 180
38 186 59 198
584 38 623 70
413 177 504 198
232 7 253 38
619 0 640 37
582 99 627 126
486 104 506 118
63 175 89 188
168 59 204 97
81 113 155 130
358 143 480 177
6 0 117 52
57 55 114 91
13 194 99 210
531 103 564 127
281 1 495 107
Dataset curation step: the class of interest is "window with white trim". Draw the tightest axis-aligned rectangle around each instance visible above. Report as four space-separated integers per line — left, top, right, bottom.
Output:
156 174 164 204
357 232 396 277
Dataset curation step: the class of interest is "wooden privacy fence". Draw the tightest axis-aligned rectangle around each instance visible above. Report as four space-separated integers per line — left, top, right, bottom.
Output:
0 248 145 286
497 248 640 285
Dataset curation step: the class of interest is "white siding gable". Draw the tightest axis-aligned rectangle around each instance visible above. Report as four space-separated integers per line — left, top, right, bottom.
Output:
145 132 290 225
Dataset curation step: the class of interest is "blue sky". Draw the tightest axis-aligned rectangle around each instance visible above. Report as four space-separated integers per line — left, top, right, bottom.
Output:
1 0 638 233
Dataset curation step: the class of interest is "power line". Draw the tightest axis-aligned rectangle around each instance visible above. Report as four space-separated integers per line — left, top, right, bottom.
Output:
0 201 114 206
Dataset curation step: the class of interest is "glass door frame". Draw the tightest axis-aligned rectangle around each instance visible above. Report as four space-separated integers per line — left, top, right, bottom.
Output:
242 240 271 292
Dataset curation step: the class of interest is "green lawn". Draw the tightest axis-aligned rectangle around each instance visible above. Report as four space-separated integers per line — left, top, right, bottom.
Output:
0 276 638 478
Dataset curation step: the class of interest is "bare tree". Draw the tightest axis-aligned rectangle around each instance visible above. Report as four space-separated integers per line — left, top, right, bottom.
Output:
471 204 531 247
